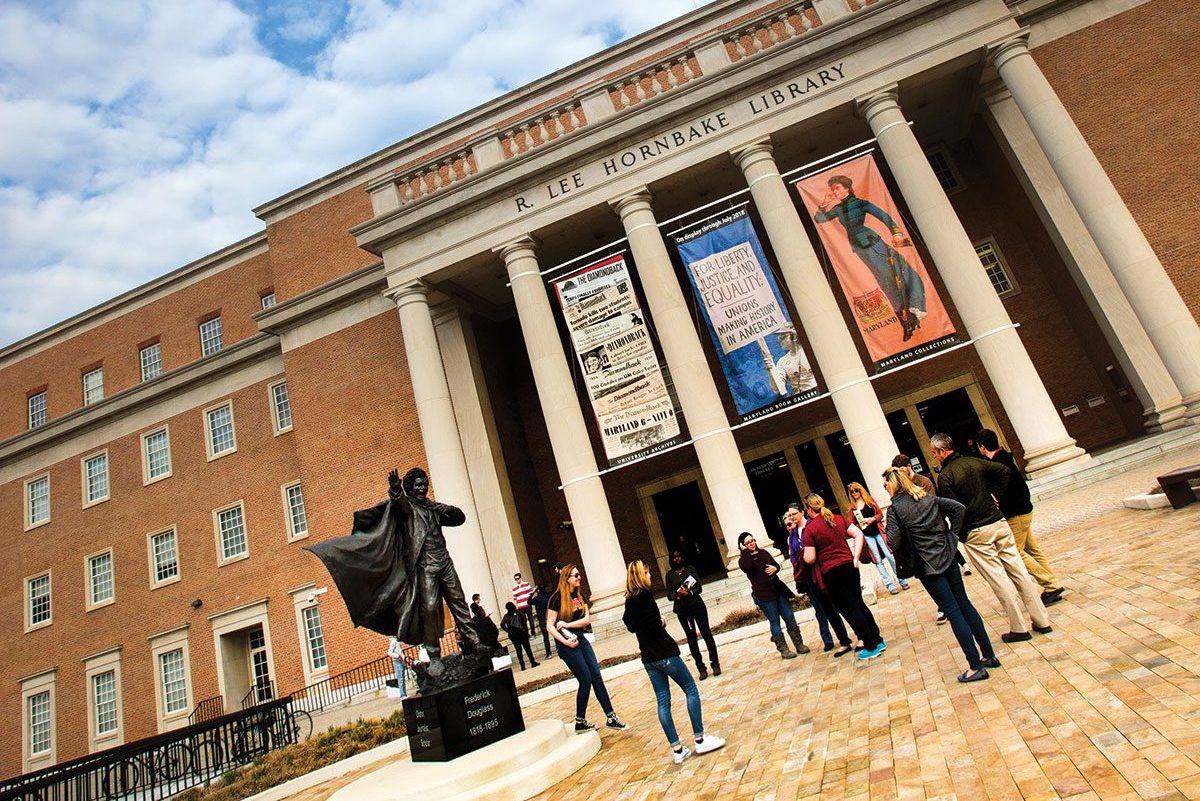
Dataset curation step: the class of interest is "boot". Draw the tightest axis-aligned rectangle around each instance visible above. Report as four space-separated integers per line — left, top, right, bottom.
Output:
697 662 708 680
771 633 797 659
711 661 721 677
787 626 811 655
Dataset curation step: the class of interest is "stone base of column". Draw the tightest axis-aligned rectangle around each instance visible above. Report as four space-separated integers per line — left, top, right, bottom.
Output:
1181 392 1200 423
1143 399 1192 433
587 587 625 613
1023 439 1092 478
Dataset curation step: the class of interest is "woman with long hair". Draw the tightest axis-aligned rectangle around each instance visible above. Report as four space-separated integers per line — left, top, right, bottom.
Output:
738 531 809 659
802 493 886 660
623 560 725 764
546 563 626 732
882 467 998 682
785 504 854 656
847 481 909 595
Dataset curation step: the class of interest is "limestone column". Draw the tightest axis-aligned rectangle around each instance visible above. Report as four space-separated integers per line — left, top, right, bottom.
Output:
388 281 498 616
733 141 899 503
981 85 1188 433
495 237 627 608
989 35 1200 419
857 87 1089 475
610 190 768 564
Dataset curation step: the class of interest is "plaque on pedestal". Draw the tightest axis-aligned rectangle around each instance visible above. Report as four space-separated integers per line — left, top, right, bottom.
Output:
402 668 525 762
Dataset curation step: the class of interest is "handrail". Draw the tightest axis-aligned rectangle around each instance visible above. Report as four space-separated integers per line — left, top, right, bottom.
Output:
188 694 225 725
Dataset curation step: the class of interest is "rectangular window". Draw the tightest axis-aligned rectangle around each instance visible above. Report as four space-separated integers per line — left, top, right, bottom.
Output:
260 293 276 310
926 146 964 193
302 606 327 671
88 551 114 607
92 671 118 735
83 452 109 504
216 504 248 561
284 483 308 539
975 239 1019 298
28 573 51 628
199 317 223 356
159 650 188 714
143 428 171 481
140 343 163 382
271 381 292 433
28 691 52 755
82 367 104 406
26 474 50 528
206 403 236 457
150 529 179 584
28 391 48 429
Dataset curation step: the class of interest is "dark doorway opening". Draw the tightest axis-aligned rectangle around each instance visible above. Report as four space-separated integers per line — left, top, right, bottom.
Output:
652 482 725 578
745 453 801 555
886 409 933 479
825 430 865 502
918 388 983 458
795 440 840 514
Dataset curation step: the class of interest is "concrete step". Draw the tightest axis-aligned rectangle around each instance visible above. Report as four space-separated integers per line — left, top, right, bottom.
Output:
1029 426 1200 501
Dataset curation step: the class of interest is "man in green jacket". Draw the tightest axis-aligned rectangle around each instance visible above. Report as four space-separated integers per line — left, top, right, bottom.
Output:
930 433 1051 643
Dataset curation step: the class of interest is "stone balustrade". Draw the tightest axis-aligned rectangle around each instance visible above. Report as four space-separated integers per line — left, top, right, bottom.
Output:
499 100 586 158
725 2 821 63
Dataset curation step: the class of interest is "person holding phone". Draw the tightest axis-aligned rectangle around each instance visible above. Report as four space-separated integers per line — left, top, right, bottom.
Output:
547 563 627 733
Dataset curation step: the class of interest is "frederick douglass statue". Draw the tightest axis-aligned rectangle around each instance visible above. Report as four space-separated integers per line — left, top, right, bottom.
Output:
307 468 481 677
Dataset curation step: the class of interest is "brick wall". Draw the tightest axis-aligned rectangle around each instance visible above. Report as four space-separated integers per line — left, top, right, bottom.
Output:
264 189 378 304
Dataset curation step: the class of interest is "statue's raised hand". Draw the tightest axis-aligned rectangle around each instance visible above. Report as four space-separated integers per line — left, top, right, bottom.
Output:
387 469 402 498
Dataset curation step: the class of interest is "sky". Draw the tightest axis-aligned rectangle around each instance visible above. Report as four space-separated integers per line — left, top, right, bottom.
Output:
0 0 700 348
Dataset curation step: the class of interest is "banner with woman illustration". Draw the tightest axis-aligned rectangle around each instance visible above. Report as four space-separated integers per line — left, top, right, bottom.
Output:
552 252 684 467
671 207 820 421
794 154 957 370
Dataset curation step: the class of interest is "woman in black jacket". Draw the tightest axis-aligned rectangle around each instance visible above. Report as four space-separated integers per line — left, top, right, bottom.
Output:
664 550 720 678
623 560 725 765
882 467 998 682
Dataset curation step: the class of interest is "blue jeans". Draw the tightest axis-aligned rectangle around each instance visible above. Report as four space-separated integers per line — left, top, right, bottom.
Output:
644 656 703 746
864 533 907 591
805 582 851 647
556 636 613 720
754 595 797 639
919 565 994 671
391 659 406 697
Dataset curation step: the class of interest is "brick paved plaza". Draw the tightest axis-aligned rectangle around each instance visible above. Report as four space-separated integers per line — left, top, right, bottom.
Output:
290 447 1200 801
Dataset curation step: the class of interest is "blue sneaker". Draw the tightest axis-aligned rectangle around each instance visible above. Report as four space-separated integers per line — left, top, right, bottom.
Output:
857 641 887 660
856 647 873 660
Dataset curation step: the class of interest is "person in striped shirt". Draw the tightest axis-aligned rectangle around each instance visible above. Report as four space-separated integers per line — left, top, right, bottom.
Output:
511 572 538 637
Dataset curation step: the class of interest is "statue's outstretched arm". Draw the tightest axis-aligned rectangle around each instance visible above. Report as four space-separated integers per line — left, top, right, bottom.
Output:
434 503 466 527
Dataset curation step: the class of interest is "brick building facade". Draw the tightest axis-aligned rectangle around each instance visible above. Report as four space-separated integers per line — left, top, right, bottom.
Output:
3 0 1198 778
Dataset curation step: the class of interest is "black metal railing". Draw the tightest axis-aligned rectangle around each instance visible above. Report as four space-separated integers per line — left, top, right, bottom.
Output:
0 698 301 801
188 694 225 725
241 679 274 709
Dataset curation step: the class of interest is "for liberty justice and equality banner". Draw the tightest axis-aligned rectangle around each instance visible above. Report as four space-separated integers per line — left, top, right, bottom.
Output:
672 206 820 421
552 253 684 467
794 154 957 370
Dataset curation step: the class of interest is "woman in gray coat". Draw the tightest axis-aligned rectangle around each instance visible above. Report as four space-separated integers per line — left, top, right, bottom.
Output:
882 467 998 682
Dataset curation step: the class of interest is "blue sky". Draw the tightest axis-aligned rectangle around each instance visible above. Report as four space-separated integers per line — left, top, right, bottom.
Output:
0 0 698 347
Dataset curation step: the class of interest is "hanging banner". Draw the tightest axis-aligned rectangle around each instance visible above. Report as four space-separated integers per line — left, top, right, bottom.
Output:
794 154 957 370
672 207 819 421
552 253 684 467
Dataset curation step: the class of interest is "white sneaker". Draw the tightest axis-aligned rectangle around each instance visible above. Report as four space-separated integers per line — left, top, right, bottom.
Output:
695 734 726 755
672 745 691 765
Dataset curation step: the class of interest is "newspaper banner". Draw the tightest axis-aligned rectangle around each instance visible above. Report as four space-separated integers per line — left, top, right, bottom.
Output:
553 253 683 466
794 154 957 370
672 207 819 421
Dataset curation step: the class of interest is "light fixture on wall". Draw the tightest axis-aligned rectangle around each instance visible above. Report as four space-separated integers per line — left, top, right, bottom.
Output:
190 598 203 610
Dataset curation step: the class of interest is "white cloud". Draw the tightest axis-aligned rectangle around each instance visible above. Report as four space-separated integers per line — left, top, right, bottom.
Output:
0 0 699 348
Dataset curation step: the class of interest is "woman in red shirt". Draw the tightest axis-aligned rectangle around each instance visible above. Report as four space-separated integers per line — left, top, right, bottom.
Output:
802 493 886 660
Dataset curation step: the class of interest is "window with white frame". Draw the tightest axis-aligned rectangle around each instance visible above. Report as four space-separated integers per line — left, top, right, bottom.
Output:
206 403 236 457
140 343 163 382
143 428 171 482
150 529 179 584
27 573 51 629
199 317 223 356
92 671 118 736
26 474 50 528
216 504 248 561
975 239 1020 298
925 146 964 193
28 691 52 755
260 293 276 310
28 391 48 429
302 605 327 671
82 367 104 406
270 381 292 433
284 483 307 539
88 551 114 607
158 649 188 714
83 452 109 505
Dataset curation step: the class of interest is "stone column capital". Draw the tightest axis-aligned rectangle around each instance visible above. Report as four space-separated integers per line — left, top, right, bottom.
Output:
493 234 539 267
987 31 1032 71
608 188 654 221
854 84 901 128
731 138 776 172
384 279 431 310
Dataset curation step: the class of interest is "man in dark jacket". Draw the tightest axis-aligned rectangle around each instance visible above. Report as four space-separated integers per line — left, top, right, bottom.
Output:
975 430 1063 605
930 433 1051 643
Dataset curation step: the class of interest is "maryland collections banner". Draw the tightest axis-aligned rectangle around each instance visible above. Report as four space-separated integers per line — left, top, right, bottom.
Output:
552 253 684 467
794 154 957 370
672 207 819 421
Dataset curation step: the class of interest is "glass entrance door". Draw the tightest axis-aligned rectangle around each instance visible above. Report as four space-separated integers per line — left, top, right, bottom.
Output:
745 452 801 554
651 482 725 578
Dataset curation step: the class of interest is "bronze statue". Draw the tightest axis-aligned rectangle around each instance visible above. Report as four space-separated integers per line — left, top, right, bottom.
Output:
307 468 481 678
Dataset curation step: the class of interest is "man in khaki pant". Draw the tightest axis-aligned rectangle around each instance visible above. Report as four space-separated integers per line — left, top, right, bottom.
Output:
975 429 1064 606
930 433 1051 642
